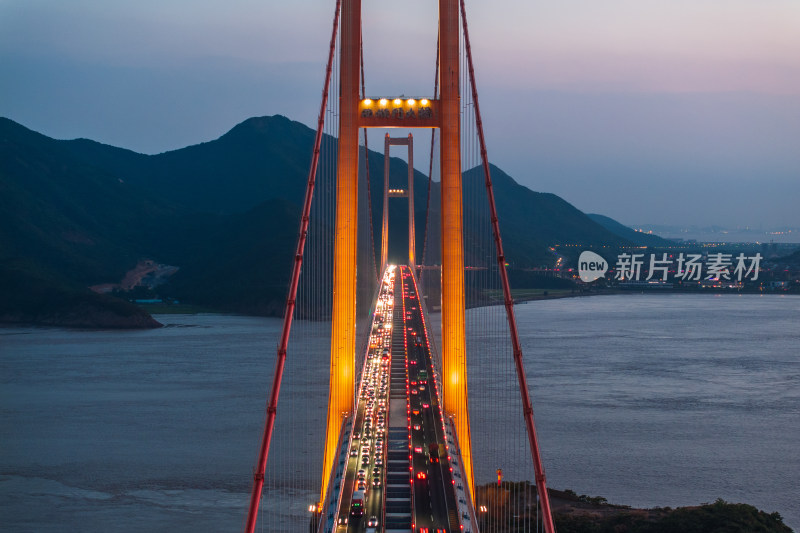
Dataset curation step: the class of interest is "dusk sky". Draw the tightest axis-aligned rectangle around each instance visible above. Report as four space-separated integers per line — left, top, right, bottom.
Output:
2 0 798 230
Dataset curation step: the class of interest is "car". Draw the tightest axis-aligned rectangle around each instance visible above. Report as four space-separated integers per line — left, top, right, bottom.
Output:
357 481 367 491
367 516 379 527
429 443 440 463
372 476 381 487
350 490 365 517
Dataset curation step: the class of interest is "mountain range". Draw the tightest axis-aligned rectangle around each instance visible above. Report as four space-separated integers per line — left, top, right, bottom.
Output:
1 115 650 327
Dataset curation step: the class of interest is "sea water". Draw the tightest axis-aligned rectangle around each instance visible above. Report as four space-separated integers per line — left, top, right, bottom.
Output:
1 294 797 531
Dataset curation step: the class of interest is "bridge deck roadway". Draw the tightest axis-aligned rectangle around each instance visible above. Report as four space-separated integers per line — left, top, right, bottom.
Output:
328 265 465 533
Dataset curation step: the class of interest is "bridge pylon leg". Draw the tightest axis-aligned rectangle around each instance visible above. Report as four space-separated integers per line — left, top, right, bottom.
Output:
320 0 361 506
439 0 474 503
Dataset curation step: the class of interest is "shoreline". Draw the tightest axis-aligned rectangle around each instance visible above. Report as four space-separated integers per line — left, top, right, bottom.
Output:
3 291 796 329
510 287 799 305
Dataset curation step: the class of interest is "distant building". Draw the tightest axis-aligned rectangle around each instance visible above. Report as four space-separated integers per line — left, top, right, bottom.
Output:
765 281 789 290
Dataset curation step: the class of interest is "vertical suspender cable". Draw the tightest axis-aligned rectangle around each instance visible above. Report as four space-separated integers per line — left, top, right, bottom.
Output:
244 1 342 531
458 1 556 532
420 34 440 282
360 39 379 284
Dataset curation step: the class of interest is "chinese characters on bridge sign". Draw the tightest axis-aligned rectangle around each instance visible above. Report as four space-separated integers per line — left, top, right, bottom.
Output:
578 251 763 283
361 106 433 119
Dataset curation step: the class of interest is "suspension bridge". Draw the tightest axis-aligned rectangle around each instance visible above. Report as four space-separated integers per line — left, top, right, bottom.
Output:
245 1 556 532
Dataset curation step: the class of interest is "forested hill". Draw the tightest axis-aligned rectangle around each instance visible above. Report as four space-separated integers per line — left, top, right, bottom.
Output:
1 115 637 327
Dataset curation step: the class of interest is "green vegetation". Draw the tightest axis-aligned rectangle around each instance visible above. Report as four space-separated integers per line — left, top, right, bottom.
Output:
587 213 676 247
0 259 160 328
135 303 217 315
474 483 792 533
555 498 792 533
461 166 631 267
